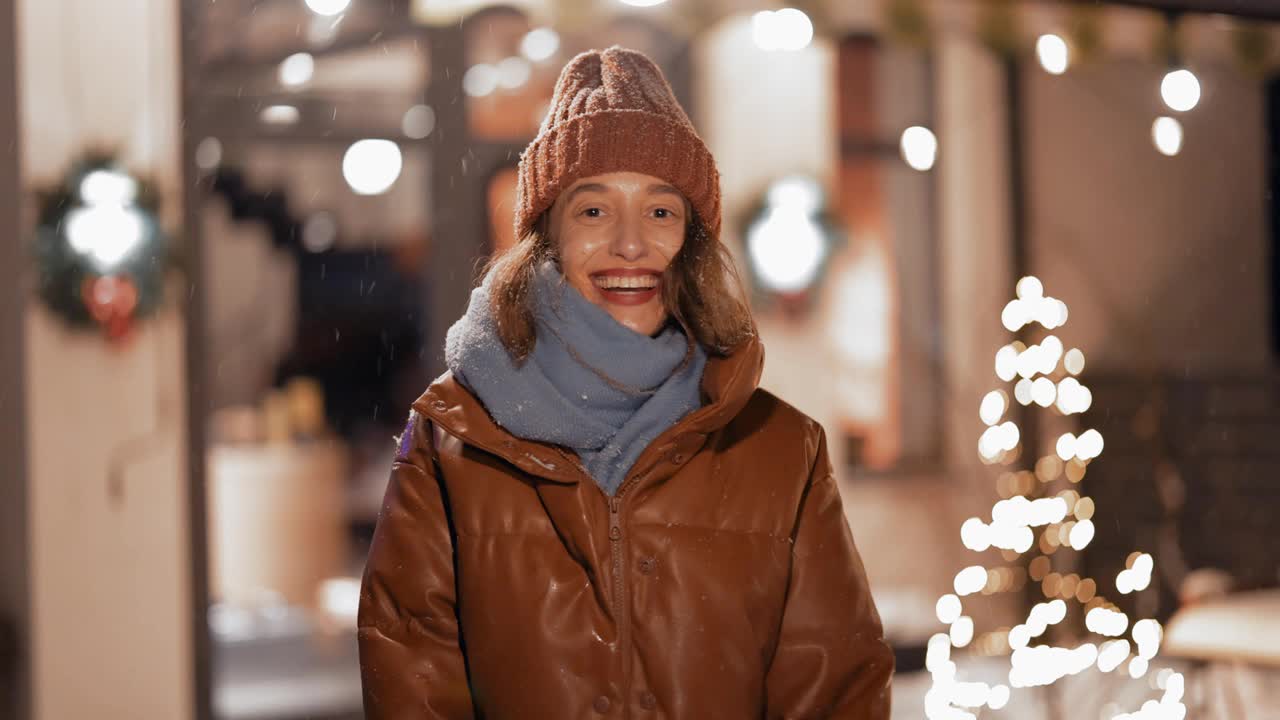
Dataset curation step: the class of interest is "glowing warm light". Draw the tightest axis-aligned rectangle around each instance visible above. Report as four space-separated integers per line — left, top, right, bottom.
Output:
305 0 351 16
995 345 1019 382
66 169 148 271
931 278 1184 719
960 518 991 552
1086 606 1129 637
1036 34 1070 75
1064 348 1086 375
936 594 963 624
497 56 531 89
1161 69 1201 112
65 205 145 270
318 577 360 620
1056 433 1078 461
1153 116 1184 157
464 63 498 97
1068 518 1095 549
950 616 975 647
1098 639 1131 672
618 0 666 5
954 566 989 596
279 52 315 87
521 27 560 62
80 169 138 206
1117 553 1155 595
1031 377 1056 407
979 390 1006 426
900 126 938 172
195 137 223 170
260 105 301 125
402 105 435 139
751 8 814 51
747 177 827 292
1076 429 1105 460
342 139 402 195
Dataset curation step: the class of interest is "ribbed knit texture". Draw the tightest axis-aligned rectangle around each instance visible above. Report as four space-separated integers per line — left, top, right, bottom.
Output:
444 260 708 495
514 45 722 242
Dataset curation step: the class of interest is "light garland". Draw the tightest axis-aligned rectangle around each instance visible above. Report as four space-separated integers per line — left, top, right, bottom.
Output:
925 277 1186 720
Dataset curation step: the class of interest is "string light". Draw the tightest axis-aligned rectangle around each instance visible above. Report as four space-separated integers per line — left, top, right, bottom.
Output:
929 280 1184 719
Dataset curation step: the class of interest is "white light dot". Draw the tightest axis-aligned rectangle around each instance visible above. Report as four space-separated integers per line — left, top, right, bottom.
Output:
1129 656 1150 679
1069 519 1095 550
752 8 814 52
980 390 1007 426
950 616 975 647
960 518 991 552
988 684 1011 710
497 56 531 89
304 0 350 17
1015 378 1034 406
521 27 560 62
936 594 963 624
900 126 938 172
463 63 498 97
1017 275 1043 300
342 139 402 196
402 104 435 139
954 566 989 596
65 205 146 270
195 137 223 170
747 202 824 292
618 0 667 6
1036 34 1070 75
1153 116 1184 156
279 52 315 87
1056 433 1078 461
260 104 301 125
995 345 1019 382
1161 69 1201 112
302 211 338 253
1065 348 1086 375
1032 377 1057 408
1077 429 1105 460
80 169 138 206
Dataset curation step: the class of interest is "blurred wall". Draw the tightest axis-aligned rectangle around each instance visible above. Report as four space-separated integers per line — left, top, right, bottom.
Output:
1026 60 1272 375
16 0 193 718
1 2 31 718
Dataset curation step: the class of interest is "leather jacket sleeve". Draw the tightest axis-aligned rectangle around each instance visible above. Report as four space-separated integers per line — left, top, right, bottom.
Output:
764 426 895 719
357 414 476 719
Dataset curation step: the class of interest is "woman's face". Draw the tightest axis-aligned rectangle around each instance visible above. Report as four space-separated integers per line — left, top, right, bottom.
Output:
549 171 688 336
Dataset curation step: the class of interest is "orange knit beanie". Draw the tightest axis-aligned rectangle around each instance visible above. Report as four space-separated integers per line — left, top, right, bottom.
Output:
514 45 722 243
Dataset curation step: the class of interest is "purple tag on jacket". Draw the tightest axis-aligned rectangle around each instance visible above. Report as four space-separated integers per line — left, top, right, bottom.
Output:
396 410 417 462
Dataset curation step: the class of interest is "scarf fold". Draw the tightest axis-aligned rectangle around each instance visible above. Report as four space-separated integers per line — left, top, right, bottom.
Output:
444 260 707 495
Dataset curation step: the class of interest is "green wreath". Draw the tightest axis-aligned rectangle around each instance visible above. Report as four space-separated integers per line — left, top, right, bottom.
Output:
32 151 172 341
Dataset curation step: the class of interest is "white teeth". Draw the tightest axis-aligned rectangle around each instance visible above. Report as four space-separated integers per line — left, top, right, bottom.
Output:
594 275 657 290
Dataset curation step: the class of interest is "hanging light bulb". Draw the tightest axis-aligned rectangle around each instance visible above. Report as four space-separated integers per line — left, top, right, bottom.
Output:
1152 116 1184 156
1036 34 1070 75
1161 69 1201 112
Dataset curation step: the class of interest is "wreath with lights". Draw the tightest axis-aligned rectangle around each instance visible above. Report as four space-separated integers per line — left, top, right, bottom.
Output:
32 152 172 342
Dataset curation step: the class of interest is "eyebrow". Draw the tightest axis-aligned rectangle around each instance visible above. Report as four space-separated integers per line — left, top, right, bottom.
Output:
565 182 684 202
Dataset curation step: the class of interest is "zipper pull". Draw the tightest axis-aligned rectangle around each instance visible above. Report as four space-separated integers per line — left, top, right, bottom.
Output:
608 496 622 540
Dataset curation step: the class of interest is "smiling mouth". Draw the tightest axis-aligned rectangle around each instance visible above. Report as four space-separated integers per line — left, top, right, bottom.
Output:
592 275 659 291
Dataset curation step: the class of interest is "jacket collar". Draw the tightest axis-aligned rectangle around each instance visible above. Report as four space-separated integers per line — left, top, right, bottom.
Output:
413 332 764 485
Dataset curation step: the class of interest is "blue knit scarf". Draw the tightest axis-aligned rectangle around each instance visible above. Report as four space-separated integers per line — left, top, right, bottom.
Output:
444 260 707 495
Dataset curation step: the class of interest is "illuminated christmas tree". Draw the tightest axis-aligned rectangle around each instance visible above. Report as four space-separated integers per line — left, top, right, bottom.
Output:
925 277 1186 720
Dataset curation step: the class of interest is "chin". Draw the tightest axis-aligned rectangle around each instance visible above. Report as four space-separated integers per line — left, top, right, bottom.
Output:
613 312 665 337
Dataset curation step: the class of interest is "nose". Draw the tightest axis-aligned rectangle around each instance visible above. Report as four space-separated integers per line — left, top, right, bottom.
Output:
609 213 647 262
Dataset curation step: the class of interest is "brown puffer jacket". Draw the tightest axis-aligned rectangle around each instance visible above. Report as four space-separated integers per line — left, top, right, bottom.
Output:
357 335 893 719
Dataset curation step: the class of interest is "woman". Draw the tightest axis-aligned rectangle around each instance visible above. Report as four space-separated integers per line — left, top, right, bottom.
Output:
358 45 893 719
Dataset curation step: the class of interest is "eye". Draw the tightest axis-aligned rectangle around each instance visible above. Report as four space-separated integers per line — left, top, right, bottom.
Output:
653 207 678 219
581 207 603 218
